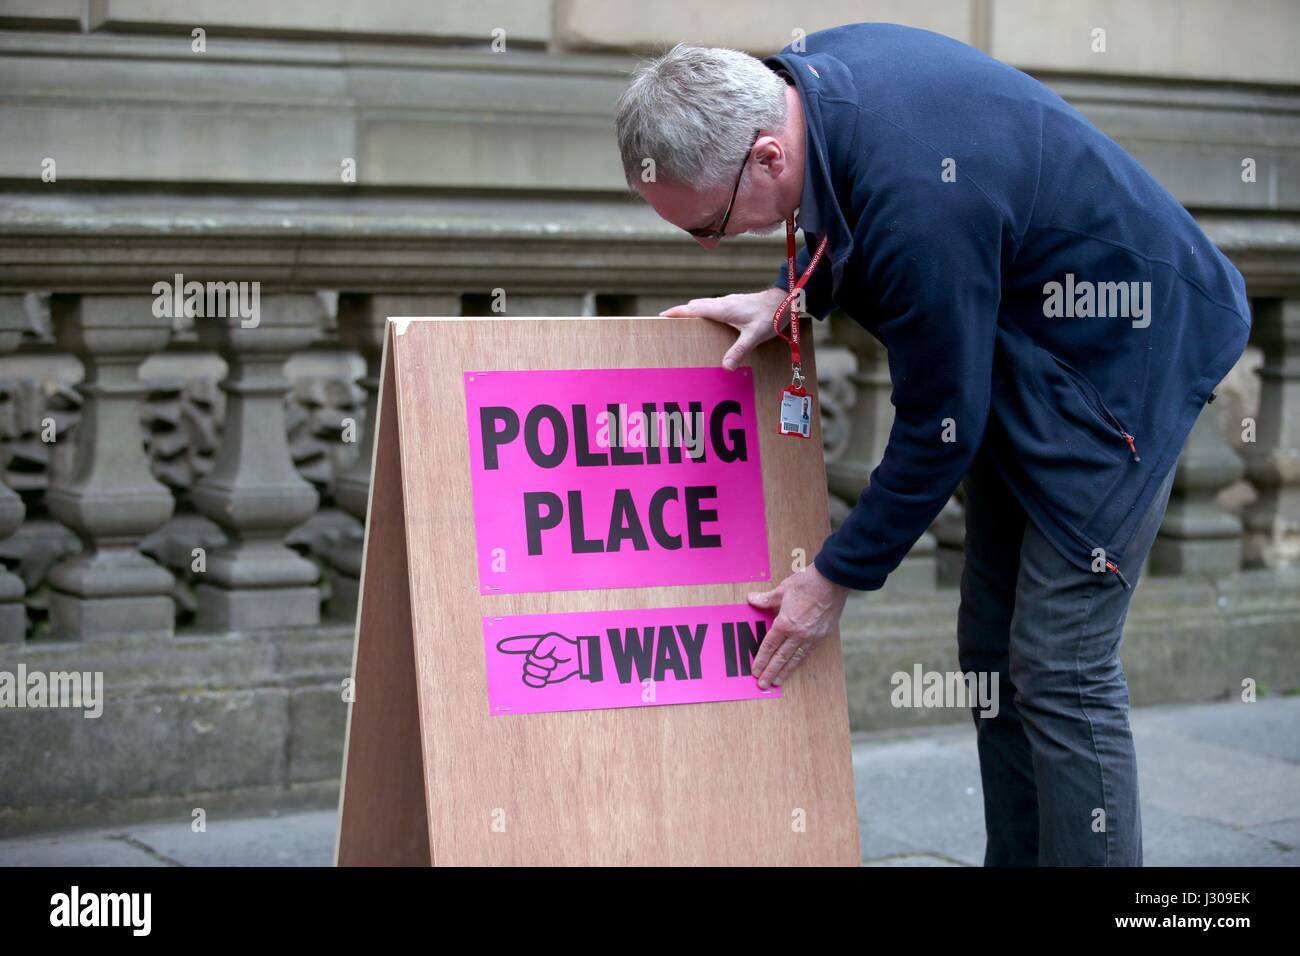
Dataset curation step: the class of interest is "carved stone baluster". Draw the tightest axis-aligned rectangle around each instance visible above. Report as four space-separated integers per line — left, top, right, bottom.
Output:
1244 299 1300 568
825 318 891 497
633 295 694 316
0 296 28 641
191 295 322 631
328 294 456 619
826 316 937 588
46 295 175 639
931 494 966 588
462 293 589 316
1149 399 1245 576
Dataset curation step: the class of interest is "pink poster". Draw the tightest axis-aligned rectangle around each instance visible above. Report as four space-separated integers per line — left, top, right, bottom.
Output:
463 367 770 594
482 603 782 715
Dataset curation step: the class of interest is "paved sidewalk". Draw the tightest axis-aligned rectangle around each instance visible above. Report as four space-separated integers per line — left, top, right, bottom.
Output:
856 695 1300 866
0 697 1296 866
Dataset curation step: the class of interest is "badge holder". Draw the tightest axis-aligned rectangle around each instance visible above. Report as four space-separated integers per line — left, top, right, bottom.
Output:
773 219 829 441
778 367 813 440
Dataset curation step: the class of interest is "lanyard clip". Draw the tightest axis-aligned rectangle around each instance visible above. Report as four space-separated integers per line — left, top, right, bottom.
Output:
791 364 805 391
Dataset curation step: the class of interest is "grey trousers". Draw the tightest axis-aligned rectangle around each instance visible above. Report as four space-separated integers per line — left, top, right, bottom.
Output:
956 444 1177 866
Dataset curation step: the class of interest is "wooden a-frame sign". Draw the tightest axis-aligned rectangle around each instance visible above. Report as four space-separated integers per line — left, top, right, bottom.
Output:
335 316 860 866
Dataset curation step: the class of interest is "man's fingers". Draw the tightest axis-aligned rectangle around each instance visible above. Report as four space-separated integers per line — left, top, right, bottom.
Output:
747 587 781 609
749 614 789 681
660 298 719 318
770 641 814 686
755 636 801 688
661 297 746 327
722 324 765 372
658 292 774 370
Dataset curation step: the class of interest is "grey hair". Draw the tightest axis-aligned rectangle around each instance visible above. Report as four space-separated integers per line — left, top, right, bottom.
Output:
616 42 788 192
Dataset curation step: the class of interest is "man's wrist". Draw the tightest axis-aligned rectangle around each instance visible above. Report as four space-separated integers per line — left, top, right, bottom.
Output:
811 552 854 594
766 286 793 329
810 561 848 594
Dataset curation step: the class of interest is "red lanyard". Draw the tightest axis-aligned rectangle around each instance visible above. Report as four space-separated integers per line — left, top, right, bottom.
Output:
772 218 829 390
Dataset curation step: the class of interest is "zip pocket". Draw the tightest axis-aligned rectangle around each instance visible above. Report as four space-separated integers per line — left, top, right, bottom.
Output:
1048 353 1141 462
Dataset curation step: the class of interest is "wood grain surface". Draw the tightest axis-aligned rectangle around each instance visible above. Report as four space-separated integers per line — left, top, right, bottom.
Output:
336 336 430 866
338 316 860 866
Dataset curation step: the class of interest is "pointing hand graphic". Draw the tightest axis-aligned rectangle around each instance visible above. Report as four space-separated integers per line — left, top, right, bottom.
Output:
496 632 602 687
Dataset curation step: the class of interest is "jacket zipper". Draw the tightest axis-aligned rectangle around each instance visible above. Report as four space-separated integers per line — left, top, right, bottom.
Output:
1049 353 1140 588
1050 354 1141 462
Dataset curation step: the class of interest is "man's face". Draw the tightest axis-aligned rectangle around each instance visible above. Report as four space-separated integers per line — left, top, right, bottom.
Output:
637 135 792 249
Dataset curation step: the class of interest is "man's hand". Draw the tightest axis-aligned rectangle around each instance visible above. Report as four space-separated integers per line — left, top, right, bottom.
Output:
660 287 789 371
748 564 849 689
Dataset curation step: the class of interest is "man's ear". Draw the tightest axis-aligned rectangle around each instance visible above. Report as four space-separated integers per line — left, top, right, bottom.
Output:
753 136 787 180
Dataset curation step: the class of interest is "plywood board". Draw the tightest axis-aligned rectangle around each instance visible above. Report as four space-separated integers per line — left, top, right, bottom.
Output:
337 316 860 866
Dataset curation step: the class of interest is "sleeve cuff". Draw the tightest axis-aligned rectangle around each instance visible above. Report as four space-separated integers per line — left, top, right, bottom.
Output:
814 544 886 592
770 280 833 323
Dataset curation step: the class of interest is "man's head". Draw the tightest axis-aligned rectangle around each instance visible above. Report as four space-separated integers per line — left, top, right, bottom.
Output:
616 43 805 248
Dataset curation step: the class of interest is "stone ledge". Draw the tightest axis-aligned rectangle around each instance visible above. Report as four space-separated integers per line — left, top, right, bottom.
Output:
1 30 1296 207
0 191 786 293
838 568 1300 731
0 779 338 840
0 193 1296 295
0 570 1295 833
1 622 356 696
85 0 553 47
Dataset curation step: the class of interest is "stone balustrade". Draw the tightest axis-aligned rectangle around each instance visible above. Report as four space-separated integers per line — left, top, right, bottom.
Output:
0 280 1297 838
0 287 1292 645
0 4 1296 837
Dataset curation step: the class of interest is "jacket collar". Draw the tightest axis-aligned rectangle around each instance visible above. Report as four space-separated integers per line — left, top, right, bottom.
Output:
770 68 821 236
762 51 856 289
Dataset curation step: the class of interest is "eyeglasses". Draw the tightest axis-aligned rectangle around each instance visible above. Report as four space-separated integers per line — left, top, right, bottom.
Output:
686 128 762 240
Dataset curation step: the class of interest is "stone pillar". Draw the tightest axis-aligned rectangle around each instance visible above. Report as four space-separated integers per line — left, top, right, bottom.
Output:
0 296 28 641
1149 398 1245 576
633 294 697 316
191 295 322 632
463 293 590 316
932 494 966 589
825 316 936 588
1244 298 1300 568
328 294 456 619
46 295 176 639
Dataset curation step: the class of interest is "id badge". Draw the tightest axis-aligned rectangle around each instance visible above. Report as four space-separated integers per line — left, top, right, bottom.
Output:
778 386 813 439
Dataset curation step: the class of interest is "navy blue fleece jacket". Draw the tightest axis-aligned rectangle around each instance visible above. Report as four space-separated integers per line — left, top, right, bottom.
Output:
766 24 1251 591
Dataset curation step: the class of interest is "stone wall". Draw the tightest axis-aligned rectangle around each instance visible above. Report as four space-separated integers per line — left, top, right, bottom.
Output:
0 0 1298 833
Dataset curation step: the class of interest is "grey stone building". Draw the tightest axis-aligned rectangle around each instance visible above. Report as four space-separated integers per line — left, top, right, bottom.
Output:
0 0 1297 834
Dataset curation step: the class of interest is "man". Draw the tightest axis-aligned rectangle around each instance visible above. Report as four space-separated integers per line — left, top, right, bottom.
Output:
615 23 1251 866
